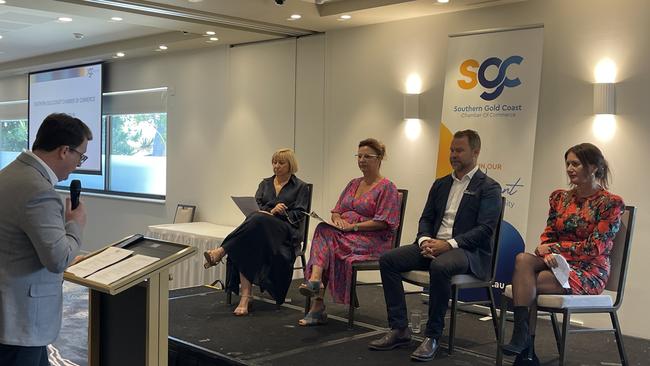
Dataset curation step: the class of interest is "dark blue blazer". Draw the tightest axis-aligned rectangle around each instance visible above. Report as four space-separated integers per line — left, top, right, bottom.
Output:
416 169 502 280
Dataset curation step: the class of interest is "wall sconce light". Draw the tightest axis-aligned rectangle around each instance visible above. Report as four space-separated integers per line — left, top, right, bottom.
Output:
403 73 422 140
404 73 422 119
592 58 617 141
404 93 419 119
593 82 615 115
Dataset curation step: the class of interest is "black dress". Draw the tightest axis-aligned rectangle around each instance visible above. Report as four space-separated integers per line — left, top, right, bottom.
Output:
223 174 309 304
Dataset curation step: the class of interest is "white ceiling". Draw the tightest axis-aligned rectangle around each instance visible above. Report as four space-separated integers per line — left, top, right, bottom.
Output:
0 0 524 76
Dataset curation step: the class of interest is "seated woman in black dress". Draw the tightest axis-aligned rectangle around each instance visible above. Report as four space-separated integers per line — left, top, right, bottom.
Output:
203 148 310 315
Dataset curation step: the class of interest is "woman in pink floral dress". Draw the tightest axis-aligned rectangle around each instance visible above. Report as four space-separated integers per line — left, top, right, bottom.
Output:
298 138 401 326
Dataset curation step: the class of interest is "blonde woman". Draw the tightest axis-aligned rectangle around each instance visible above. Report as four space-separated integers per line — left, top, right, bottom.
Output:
204 148 310 315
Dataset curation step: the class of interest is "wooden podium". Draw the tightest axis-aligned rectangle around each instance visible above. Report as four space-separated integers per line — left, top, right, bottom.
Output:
64 235 196 366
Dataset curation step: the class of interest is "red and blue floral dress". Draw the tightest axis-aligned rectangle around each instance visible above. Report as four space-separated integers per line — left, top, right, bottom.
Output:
539 189 625 295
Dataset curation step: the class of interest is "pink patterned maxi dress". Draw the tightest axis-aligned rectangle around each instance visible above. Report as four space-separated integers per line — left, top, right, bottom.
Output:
305 177 401 304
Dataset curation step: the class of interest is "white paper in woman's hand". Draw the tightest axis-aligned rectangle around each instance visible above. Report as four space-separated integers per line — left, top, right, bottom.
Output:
551 253 571 289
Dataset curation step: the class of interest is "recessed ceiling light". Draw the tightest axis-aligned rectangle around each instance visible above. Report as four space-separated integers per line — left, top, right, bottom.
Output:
0 35 3 40
339 14 351 20
58 17 73 22
290 14 302 20
116 52 125 57
437 0 450 3
205 31 216 35
209 37 219 41
0 1 6 4
111 17 123 21
158 45 168 50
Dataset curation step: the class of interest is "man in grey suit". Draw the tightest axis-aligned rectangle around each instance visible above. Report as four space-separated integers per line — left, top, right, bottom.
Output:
0 113 92 366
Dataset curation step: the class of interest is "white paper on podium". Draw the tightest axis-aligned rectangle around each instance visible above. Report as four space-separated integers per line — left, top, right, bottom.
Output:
85 254 160 285
231 196 259 216
66 247 134 278
551 253 571 289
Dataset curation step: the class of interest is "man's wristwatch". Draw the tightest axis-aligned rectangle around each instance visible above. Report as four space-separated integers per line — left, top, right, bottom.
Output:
353 224 359 232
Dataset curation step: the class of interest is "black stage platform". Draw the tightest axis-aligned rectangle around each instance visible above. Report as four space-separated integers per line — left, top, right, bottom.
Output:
167 280 650 366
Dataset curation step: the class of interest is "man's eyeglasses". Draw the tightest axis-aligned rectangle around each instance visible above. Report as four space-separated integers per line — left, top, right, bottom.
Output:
355 153 379 160
68 146 88 165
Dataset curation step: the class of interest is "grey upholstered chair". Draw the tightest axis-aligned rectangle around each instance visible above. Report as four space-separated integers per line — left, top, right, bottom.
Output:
496 205 636 366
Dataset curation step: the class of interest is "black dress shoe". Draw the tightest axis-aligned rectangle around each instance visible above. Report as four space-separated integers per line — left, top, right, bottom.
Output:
368 328 411 350
411 337 439 362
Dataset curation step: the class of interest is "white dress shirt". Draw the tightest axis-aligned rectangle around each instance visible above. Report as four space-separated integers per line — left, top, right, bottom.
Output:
419 165 479 249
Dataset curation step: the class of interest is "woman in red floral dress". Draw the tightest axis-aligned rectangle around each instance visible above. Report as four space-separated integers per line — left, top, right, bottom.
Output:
502 143 625 355
298 138 401 326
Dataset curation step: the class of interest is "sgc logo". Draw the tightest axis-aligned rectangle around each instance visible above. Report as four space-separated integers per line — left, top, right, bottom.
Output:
457 56 523 101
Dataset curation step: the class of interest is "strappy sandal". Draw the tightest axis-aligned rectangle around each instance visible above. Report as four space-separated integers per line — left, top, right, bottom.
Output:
298 307 328 326
203 248 225 269
233 295 253 316
299 280 322 297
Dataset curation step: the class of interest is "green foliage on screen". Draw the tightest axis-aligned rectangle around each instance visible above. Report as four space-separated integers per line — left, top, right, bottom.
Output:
110 113 167 156
0 120 28 152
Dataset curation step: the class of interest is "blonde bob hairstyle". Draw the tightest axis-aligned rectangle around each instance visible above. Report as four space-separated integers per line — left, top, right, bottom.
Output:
272 148 298 174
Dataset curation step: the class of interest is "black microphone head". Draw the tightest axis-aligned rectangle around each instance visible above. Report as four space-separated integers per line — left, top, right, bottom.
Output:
70 179 82 209
70 179 81 191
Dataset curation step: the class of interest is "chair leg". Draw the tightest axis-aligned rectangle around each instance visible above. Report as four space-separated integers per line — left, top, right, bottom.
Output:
487 286 499 340
348 269 358 329
610 311 629 366
559 310 571 366
550 313 562 354
300 254 307 276
448 286 459 354
224 261 232 305
495 294 508 366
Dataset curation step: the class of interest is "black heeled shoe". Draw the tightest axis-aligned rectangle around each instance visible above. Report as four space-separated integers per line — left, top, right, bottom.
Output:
513 346 540 366
502 306 532 356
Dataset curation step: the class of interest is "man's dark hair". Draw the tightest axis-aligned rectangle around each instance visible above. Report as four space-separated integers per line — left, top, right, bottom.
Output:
453 129 481 151
32 113 93 152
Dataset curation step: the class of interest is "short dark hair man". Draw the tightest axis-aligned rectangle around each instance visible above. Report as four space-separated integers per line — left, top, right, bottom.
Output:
0 113 92 366
369 130 502 362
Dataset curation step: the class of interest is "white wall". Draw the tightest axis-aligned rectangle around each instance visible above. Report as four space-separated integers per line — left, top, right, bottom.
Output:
0 75 26 100
1 0 649 338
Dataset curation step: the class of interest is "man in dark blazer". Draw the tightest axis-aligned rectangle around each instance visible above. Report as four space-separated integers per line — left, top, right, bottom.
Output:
369 130 502 362
0 113 91 366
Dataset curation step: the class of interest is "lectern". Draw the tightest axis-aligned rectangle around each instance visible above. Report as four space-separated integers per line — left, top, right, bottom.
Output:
64 235 196 366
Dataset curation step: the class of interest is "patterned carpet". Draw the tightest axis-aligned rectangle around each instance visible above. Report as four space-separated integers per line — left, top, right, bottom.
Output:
50 282 89 366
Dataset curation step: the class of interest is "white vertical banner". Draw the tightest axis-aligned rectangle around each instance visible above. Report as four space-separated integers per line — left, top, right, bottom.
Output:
436 25 544 241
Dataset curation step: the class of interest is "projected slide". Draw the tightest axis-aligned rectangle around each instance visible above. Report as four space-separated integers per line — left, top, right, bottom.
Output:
29 63 102 173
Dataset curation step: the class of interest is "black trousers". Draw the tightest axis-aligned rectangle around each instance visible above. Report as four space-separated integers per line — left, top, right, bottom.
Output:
223 212 295 304
0 343 49 366
379 243 470 339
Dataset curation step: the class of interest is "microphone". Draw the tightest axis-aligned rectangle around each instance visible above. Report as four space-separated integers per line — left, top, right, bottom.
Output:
70 179 81 210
